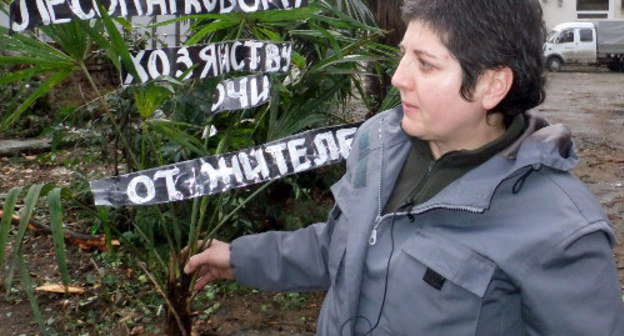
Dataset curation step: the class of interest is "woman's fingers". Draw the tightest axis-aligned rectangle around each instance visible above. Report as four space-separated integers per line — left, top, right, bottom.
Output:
183 239 234 290
195 271 216 291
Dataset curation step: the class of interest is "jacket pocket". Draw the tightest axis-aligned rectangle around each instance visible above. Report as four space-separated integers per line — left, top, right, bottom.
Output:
327 205 347 286
384 231 496 335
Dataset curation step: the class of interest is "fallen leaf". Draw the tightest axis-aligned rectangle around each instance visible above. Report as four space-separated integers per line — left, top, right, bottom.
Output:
35 284 85 294
130 326 144 335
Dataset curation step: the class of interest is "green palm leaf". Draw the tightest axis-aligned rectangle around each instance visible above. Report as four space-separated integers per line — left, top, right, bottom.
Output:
0 187 23 273
48 188 71 290
0 69 74 132
18 254 48 335
4 184 44 291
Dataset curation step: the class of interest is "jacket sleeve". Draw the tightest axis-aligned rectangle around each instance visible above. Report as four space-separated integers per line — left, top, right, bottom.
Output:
521 223 624 335
229 211 338 292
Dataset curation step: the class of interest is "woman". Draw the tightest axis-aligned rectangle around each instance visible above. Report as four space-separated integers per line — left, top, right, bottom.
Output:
185 0 624 334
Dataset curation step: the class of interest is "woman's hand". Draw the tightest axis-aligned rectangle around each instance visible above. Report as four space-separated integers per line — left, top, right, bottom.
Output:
184 239 234 291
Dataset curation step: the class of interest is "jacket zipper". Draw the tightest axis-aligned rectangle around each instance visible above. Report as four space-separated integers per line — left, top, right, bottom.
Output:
368 140 485 246
370 117 385 246
370 154 437 246
369 203 485 245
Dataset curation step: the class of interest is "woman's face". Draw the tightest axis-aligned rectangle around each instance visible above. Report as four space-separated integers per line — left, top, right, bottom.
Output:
392 20 493 148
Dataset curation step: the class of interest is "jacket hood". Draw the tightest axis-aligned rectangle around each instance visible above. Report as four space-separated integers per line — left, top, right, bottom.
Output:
372 106 580 213
382 106 579 172
500 110 578 172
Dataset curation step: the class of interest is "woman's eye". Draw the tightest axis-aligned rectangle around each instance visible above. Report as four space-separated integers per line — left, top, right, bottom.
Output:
418 59 434 70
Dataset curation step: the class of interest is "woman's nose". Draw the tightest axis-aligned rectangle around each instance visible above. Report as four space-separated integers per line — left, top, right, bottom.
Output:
391 59 413 91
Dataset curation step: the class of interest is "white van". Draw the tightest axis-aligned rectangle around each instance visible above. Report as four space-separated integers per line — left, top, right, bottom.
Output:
543 20 624 72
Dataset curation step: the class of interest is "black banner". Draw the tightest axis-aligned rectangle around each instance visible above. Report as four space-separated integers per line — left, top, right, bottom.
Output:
10 0 309 33
122 41 291 85
91 123 360 206
211 74 270 113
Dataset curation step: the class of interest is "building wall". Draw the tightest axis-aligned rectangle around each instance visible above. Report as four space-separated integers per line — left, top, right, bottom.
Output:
541 0 579 30
0 9 188 48
0 10 8 29
541 0 624 31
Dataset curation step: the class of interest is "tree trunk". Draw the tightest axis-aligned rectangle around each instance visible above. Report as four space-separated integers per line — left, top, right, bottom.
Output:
164 252 193 336
366 0 406 115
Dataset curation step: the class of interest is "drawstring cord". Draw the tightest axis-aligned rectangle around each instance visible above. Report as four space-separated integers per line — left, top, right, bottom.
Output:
512 166 538 194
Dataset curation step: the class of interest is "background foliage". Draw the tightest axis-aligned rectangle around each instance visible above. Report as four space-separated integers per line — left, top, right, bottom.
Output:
0 0 399 334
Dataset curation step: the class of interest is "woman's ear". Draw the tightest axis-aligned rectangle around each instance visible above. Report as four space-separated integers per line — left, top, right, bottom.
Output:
480 66 513 111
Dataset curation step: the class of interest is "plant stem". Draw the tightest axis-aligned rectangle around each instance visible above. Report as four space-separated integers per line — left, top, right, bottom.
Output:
79 62 142 170
207 181 275 239
136 261 188 336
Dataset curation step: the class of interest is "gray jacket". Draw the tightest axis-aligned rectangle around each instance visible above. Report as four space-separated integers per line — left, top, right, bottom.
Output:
231 107 624 335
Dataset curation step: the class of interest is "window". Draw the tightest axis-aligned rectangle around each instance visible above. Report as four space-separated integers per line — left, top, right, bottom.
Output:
577 0 609 11
578 13 608 18
579 29 593 42
558 30 574 43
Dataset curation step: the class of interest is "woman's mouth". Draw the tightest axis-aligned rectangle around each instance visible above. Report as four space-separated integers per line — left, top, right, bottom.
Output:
402 102 419 112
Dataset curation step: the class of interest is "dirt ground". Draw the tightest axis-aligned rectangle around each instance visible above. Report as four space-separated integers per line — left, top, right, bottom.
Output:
537 67 624 288
1 66 623 335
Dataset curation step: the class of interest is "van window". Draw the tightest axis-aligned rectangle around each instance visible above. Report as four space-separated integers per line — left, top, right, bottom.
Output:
577 0 609 11
557 30 574 43
580 29 593 42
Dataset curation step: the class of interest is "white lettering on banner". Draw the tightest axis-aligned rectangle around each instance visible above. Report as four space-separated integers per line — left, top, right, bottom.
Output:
121 41 291 85
123 50 149 85
11 0 29 32
250 75 270 106
127 175 156 204
168 0 177 15
185 0 201 14
106 0 118 15
281 44 292 72
147 49 171 79
146 0 168 15
220 0 234 13
239 0 259 12
211 84 225 112
211 75 270 113
226 76 248 109
313 131 340 165
230 41 245 71
218 44 231 75
238 149 270 181
91 123 359 206
131 0 144 15
264 143 289 175
288 138 311 173
199 44 218 79
46 0 71 24
10 0 309 33
245 40 264 71
175 47 194 80
154 168 182 201
265 43 281 72
200 156 244 190
69 0 94 20
114 0 129 16
34 0 51 26
201 0 217 11
337 128 357 159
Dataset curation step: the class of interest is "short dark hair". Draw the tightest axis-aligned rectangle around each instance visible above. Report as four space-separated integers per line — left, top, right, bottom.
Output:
401 0 547 117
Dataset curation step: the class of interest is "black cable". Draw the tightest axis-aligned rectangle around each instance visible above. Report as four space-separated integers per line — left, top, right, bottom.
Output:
341 199 414 336
360 214 397 336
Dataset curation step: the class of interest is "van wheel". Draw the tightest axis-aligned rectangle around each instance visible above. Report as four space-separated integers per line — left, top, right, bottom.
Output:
547 57 563 72
607 62 621 72
607 56 624 72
